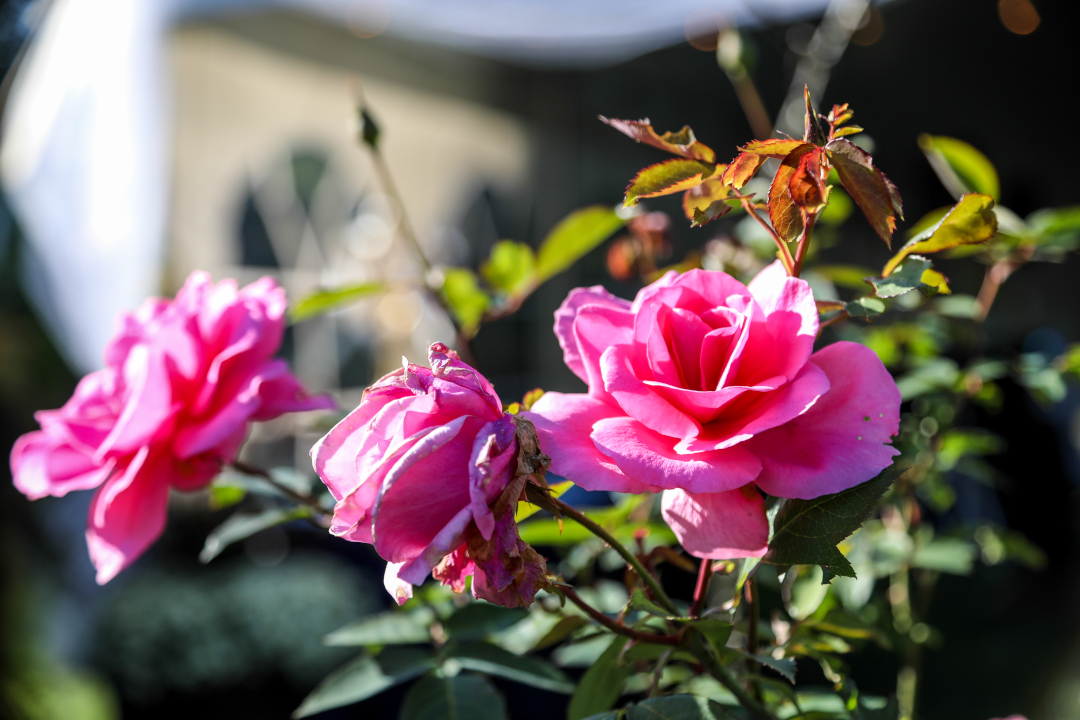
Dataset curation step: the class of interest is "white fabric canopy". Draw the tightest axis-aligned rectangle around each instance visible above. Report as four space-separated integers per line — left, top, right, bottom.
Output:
1 0 837 372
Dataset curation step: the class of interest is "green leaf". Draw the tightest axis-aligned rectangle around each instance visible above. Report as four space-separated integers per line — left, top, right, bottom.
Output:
446 641 574 694
814 265 876 290
846 297 885 319
625 694 738 720
568 636 632 720
600 118 716 163
290 282 385 322
1027 206 1080 248
763 465 906 581
399 673 508 720
200 506 311 563
629 588 670 617
581 713 624 720
443 604 529 641
818 186 854 227
895 358 960 401
536 206 625 281
825 139 903 248
625 159 717 207
911 538 977 575
440 268 490 336
868 257 945 299
533 615 590 650
208 483 246 510
918 135 999 201
481 241 537 297
883 193 997 276
324 609 434 646
735 650 797 682
293 647 436 718
681 619 732 657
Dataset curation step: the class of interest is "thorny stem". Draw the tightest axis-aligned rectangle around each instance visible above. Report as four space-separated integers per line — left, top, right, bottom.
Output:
746 576 762 697
973 245 1033 322
694 637 779 720
552 497 679 616
648 648 674 698
229 460 332 525
818 310 850 335
691 558 713 617
557 585 680 646
355 92 479 366
791 212 818 278
740 198 795 274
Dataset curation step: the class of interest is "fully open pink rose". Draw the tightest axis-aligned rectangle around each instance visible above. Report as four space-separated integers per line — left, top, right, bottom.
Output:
312 342 548 607
524 263 901 559
9 272 333 583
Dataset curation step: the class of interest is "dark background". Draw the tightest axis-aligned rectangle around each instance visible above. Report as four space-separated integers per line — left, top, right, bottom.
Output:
2 0 1079 717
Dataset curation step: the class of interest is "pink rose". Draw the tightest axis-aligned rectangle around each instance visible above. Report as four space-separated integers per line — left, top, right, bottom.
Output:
312 342 549 607
523 263 900 558
10 272 333 583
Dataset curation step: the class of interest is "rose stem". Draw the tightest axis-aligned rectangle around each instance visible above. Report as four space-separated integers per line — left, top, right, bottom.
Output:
690 558 713 617
552 497 679 616
693 635 779 720
746 576 762 697
740 198 795 274
557 585 679 646
230 460 331 522
790 211 817 278
354 89 479 367
818 309 850 335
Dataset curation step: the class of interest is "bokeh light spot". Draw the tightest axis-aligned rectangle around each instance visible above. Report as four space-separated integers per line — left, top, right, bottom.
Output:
998 0 1040 35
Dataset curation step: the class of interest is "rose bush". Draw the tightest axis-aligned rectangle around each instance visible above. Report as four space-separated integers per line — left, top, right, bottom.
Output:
9 272 333 583
312 342 549 607
525 262 901 558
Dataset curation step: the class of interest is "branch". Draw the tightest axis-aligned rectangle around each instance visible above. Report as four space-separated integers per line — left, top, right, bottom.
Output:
557 585 680 646
230 460 331 525
691 558 713 617
740 198 794 274
691 634 779 720
552 497 679 616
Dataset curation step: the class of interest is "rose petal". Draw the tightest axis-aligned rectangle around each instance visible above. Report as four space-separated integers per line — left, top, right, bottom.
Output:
676 361 829 453
737 261 819 385
591 416 761 493
11 431 115 500
600 344 700 440
523 392 656 493
661 486 769 559
574 304 636 401
554 286 632 384
468 415 517 539
85 446 171 584
748 341 901 499
371 416 476 563
383 561 415 606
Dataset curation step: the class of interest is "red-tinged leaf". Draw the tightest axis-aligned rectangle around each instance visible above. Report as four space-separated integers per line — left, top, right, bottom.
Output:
683 176 732 226
788 148 827 211
769 144 817 242
691 199 732 227
625 158 716 206
882 193 997 276
825 138 904 248
600 117 716 163
803 86 826 146
833 126 863 138
739 138 808 159
828 103 853 127
721 152 768 189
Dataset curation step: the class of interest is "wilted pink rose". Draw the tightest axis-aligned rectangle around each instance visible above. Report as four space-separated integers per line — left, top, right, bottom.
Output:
312 342 549 607
524 263 901 558
10 272 333 583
